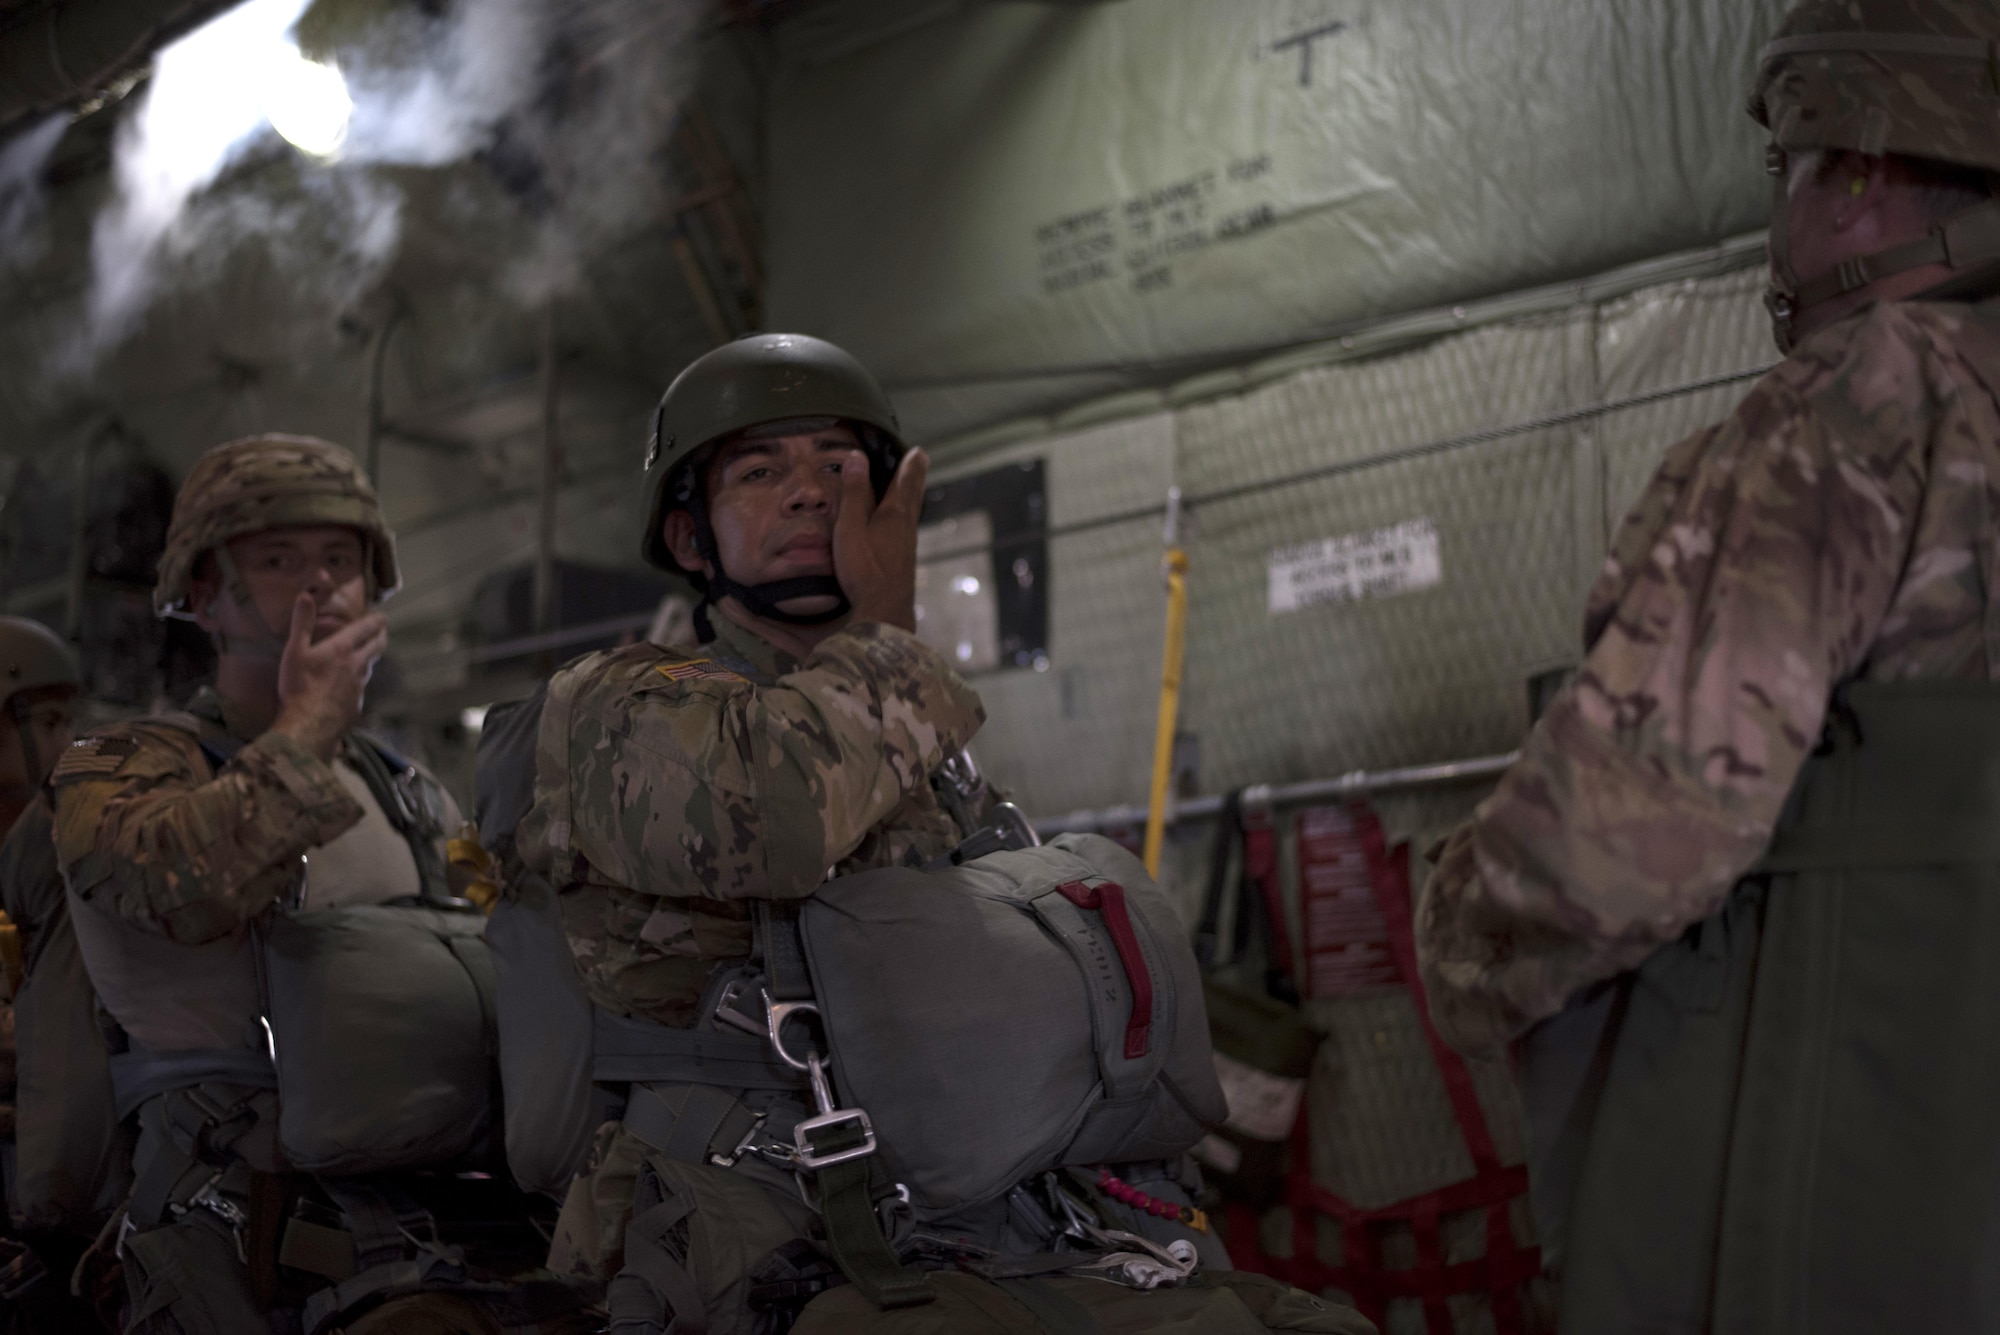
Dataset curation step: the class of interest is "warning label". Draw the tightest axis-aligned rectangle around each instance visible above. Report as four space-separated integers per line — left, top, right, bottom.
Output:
1267 517 1441 615
1298 804 1401 1000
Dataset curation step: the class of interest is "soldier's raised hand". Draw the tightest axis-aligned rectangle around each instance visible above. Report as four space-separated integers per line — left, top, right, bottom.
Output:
834 447 928 633
272 593 388 759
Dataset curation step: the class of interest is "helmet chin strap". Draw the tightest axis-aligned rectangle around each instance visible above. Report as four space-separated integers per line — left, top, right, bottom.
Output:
1764 144 1804 355
678 475 852 644
205 545 288 661
1766 143 2000 354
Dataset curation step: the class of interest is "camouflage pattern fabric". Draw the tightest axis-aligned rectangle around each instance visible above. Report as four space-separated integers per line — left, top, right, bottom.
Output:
1750 0 2000 173
153 433 400 617
1416 295 2000 1056
51 688 364 943
518 614 986 1027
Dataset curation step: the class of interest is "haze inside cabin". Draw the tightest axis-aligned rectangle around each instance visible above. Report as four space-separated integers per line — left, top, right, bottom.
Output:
0 1 1791 1329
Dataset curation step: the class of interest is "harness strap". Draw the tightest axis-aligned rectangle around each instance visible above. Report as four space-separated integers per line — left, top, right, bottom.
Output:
622 1083 763 1168
607 1169 708 1335
126 1083 269 1228
319 1178 435 1273
592 1010 807 1091
748 900 932 1311
108 1045 278 1120
344 733 454 906
126 1137 219 1232
754 900 813 1003
806 1118 935 1311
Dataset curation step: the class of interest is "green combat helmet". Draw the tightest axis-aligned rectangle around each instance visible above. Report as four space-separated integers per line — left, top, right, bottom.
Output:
0 616 78 786
639 333 904 637
154 434 400 657
1750 0 2000 349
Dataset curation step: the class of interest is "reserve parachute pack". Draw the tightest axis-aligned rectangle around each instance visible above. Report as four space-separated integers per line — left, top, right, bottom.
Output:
78 718 498 1180
775 832 1226 1217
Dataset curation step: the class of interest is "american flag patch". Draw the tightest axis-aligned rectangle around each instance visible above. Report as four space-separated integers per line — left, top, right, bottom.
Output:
52 735 140 780
654 659 747 685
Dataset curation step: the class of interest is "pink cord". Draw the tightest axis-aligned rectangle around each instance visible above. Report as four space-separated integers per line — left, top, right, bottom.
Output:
1097 1168 1210 1232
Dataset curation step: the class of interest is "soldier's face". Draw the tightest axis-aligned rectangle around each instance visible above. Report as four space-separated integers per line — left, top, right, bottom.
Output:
0 685 75 790
664 427 862 616
192 525 370 645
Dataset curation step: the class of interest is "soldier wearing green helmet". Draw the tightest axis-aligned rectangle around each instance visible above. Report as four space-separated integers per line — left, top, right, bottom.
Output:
1415 1 2000 1329
510 333 995 1295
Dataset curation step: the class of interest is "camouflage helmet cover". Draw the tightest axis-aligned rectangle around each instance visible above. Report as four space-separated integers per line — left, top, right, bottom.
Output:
1750 0 2000 173
639 333 903 575
0 616 79 706
154 434 400 617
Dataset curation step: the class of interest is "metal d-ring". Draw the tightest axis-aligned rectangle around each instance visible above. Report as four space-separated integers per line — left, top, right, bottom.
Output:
764 990 823 1073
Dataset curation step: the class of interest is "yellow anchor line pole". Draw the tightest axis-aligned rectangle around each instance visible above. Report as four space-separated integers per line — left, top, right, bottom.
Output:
1143 486 1188 879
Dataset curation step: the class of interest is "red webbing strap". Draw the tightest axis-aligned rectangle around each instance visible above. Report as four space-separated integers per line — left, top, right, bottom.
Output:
1242 807 1295 983
1229 1117 1539 1330
1365 815 1534 1333
1224 805 1539 1335
1056 880 1154 1059
1361 814 1501 1174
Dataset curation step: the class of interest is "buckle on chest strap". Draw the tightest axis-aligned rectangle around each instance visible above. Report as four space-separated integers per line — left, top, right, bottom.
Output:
765 994 878 1170
794 1055 878 1170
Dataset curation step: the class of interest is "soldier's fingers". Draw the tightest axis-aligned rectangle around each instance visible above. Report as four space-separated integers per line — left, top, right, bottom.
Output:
834 451 876 536
345 615 390 665
322 609 385 652
284 594 315 655
876 448 930 527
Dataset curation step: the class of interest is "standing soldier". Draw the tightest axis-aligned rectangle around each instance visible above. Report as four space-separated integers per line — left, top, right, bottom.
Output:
1415 2 2000 1331
48 436 548 1334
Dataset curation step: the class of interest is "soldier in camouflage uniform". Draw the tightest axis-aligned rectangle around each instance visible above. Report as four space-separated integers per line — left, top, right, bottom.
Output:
1414 2 2000 1329
45 436 556 1334
515 334 989 1285
0 619 89 1325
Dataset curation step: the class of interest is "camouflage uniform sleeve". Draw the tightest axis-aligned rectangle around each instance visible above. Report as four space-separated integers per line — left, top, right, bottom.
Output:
52 724 365 945
541 622 985 901
1417 304 1956 1055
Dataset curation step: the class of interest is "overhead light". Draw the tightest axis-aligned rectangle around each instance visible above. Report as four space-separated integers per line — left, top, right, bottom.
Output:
260 44 351 157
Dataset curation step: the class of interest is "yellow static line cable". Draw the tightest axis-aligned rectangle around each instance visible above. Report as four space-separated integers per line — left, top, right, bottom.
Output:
1144 487 1188 879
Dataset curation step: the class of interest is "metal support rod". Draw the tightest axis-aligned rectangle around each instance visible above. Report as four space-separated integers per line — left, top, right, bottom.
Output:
1034 751 1521 839
362 304 402 484
62 428 96 644
532 305 562 644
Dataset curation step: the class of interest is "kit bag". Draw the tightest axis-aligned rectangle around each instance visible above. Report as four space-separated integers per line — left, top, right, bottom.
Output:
3 800 130 1231
790 1269 1375 1334
469 687 604 1197
797 832 1227 1218
261 903 497 1174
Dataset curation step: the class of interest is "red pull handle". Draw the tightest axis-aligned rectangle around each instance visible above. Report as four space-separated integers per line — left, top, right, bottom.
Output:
1057 880 1155 1059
